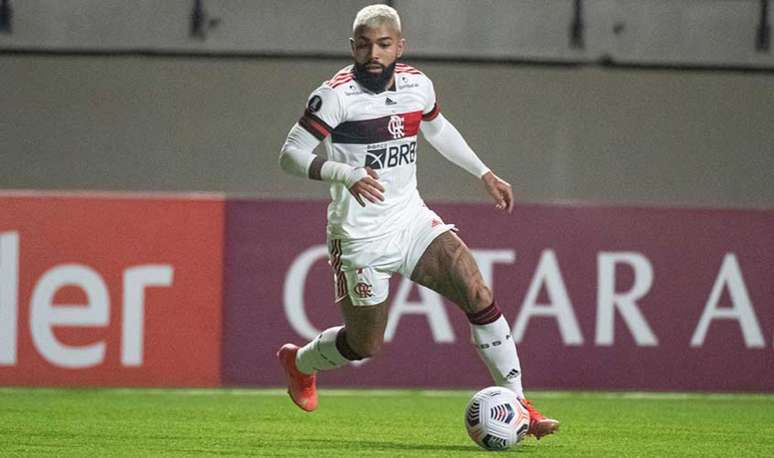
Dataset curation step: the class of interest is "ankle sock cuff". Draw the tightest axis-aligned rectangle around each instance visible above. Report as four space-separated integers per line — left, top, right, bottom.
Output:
466 301 502 325
335 328 365 361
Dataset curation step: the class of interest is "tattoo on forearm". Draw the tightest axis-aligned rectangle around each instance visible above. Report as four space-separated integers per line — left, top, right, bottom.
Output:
308 156 326 181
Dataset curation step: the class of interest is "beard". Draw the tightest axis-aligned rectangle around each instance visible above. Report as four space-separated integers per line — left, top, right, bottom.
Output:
352 61 396 94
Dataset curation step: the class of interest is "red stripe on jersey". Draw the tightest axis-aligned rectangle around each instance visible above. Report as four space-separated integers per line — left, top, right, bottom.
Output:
298 111 332 140
401 111 423 138
303 109 334 132
330 72 352 83
396 64 422 75
330 76 353 89
422 103 441 121
330 68 352 80
331 110 423 144
326 68 355 88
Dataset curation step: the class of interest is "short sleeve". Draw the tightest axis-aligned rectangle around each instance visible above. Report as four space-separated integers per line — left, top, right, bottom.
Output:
421 75 441 122
297 85 344 141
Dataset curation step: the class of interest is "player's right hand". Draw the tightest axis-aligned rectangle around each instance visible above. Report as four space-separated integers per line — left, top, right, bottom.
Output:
348 167 385 207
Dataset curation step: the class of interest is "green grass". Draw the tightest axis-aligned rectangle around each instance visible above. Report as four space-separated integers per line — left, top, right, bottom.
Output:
1 388 773 457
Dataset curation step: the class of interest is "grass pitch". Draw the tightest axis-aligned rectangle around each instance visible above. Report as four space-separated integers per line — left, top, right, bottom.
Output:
1 388 773 457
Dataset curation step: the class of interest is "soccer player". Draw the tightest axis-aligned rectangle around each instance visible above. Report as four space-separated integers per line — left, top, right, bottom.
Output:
277 4 559 439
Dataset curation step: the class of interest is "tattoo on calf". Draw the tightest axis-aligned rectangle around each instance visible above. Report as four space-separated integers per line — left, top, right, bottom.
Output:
411 231 493 313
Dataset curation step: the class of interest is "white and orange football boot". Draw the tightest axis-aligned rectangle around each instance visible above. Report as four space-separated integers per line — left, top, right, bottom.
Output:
520 398 560 439
276 343 318 412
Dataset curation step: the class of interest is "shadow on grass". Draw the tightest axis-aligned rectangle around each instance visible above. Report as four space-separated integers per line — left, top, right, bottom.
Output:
303 438 538 454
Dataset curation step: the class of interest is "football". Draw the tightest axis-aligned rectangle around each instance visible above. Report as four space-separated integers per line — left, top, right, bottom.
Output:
464 386 530 450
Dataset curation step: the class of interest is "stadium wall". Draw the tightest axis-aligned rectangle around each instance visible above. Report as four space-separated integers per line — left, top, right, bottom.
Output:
2 192 773 392
1 55 774 208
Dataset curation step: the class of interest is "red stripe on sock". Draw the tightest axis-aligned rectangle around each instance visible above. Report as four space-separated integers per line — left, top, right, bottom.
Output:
467 302 502 325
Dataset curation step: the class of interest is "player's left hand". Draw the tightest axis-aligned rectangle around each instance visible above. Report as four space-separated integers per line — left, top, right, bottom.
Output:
482 171 513 213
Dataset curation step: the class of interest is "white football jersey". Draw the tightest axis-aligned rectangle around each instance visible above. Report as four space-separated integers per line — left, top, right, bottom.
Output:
298 63 441 240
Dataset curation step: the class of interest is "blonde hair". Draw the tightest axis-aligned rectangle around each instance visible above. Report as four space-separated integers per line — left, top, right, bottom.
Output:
352 4 402 34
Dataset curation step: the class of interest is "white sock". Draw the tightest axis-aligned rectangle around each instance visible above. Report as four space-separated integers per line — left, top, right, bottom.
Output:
470 316 524 398
295 326 350 374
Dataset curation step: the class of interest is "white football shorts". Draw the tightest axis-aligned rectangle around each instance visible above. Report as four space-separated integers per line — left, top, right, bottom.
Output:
328 206 455 306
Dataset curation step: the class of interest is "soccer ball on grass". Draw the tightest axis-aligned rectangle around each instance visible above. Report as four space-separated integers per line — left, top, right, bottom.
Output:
464 386 530 450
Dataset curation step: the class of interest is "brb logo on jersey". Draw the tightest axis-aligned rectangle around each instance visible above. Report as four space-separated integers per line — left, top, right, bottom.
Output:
387 115 405 139
365 141 417 170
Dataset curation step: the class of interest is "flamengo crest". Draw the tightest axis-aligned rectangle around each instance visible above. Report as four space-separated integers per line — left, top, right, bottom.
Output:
354 282 373 298
388 115 404 139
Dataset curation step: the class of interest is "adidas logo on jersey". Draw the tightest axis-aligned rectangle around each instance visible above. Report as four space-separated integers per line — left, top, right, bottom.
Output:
385 97 397 105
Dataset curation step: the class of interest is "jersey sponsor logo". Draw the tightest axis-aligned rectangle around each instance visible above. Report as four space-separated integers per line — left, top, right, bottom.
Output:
365 141 416 170
387 115 405 139
307 95 323 113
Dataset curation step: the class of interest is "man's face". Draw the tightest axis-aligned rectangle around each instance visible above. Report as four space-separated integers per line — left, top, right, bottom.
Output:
350 24 405 75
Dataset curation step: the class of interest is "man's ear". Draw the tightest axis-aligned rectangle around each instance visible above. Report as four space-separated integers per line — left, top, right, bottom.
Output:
397 37 407 59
